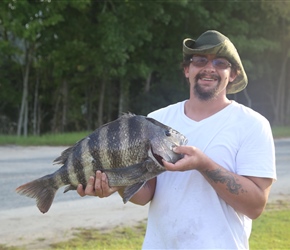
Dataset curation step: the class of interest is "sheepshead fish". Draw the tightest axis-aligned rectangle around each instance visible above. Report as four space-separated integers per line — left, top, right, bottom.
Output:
16 113 187 213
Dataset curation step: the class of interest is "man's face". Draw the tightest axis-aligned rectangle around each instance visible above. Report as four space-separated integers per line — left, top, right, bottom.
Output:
184 54 237 101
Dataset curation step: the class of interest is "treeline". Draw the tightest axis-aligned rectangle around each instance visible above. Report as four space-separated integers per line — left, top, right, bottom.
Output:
0 0 289 136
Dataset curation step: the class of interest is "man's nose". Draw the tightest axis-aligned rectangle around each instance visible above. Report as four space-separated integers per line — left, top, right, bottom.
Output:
202 60 216 70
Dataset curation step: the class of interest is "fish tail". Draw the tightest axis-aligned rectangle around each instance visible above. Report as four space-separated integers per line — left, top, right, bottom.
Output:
15 174 58 214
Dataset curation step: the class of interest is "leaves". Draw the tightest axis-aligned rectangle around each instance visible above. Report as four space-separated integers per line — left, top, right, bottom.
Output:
0 0 290 135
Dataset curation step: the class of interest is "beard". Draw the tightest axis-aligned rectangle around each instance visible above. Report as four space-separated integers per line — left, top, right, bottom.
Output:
193 72 221 101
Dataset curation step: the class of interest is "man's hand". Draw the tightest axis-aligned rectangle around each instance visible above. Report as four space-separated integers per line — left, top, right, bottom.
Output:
162 145 207 172
77 170 119 197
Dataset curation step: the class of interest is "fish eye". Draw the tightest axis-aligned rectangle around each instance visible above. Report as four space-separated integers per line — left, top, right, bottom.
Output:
165 130 171 136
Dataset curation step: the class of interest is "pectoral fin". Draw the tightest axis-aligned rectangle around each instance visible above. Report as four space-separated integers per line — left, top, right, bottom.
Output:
123 182 146 203
103 160 153 186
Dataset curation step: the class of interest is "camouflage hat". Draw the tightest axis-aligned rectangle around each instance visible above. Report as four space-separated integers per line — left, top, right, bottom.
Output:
183 30 248 94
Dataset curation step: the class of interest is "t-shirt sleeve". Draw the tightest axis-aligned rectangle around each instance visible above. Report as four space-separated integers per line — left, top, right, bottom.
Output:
236 118 276 180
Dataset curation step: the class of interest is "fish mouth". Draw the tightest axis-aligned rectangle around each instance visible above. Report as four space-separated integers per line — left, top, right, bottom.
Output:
151 148 164 166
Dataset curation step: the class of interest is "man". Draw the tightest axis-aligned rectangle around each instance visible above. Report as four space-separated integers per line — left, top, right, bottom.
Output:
77 30 276 249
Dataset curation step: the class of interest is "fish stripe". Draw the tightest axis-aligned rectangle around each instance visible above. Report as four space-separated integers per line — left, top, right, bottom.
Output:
128 116 149 162
106 118 122 168
127 116 138 162
98 124 112 169
73 139 87 185
128 116 140 146
63 146 82 186
88 132 103 173
59 163 72 185
80 136 101 183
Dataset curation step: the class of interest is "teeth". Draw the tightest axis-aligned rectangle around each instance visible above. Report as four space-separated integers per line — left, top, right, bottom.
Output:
202 78 214 81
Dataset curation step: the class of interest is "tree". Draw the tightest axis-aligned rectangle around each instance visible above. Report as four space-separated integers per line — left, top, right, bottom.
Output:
261 1 290 125
0 0 289 136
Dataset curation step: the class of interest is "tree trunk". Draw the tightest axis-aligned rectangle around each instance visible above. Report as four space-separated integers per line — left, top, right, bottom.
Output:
144 72 152 93
17 43 33 136
52 86 61 133
98 78 106 127
118 80 129 117
33 69 40 135
273 48 289 125
285 56 290 125
61 80 68 132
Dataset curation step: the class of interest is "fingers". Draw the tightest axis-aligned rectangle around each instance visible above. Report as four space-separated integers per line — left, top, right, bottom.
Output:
162 157 190 171
162 159 176 171
165 146 209 172
98 171 120 197
87 175 97 195
94 171 103 196
173 145 196 155
164 146 199 171
77 184 85 197
77 170 119 198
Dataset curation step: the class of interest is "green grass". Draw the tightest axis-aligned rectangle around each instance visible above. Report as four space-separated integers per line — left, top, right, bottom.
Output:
0 132 89 146
0 246 20 250
51 223 147 250
271 126 290 139
0 126 289 146
52 204 290 250
250 202 290 249
0 204 289 250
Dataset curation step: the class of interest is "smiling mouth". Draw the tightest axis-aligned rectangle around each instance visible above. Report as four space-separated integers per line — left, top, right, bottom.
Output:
201 77 217 81
197 73 220 82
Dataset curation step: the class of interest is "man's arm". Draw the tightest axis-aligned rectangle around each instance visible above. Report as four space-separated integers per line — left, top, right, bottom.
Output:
163 145 274 219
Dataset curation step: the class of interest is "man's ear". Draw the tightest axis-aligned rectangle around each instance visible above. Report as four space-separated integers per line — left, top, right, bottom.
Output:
184 66 190 78
229 69 238 82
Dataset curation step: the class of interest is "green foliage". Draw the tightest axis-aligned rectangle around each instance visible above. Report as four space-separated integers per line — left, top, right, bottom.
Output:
1 0 290 135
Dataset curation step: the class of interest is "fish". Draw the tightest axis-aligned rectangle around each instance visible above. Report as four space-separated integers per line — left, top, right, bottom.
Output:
16 113 188 213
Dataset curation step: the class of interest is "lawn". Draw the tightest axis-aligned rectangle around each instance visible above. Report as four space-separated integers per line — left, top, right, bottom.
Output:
2 202 286 250
51 202 290 250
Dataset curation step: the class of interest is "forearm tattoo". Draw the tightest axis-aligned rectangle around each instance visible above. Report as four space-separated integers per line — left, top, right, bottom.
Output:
205 168 245 195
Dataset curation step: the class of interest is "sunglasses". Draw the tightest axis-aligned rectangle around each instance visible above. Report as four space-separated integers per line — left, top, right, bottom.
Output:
190 56 232 70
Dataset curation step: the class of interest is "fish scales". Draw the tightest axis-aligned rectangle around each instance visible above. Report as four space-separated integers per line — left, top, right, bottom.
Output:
87 135 104 172
95 116 147 170
15 114 188 213
102 117 152 187
106 118 123 168
66 138 97 191
127 116 149 162
72 140 90 188
81 139 98 185
71 143 86 186
97 122 112 168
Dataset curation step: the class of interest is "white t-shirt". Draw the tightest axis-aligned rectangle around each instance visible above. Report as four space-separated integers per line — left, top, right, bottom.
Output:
142 100 276 250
